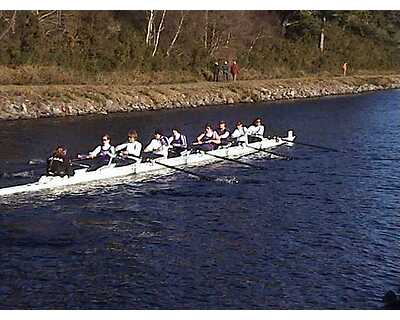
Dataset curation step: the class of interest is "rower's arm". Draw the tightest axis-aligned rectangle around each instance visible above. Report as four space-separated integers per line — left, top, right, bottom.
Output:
134 142 142 157
115 143 127 152
220 131 230 139
231 129 240 139
144 140 156 152
196 133 205 143
107 146 116 157
212 132 221 144
181 135 188 148
89 146 101 158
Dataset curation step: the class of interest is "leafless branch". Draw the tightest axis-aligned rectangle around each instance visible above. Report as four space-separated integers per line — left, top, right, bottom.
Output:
0 11 17 41
166 11 185 56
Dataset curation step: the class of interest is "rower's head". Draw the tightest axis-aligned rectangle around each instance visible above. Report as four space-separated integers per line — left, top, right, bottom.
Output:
154 129 162 140
172 128 180 137
219 120 226 130
253 118 262 126
236 121 243 128
205 124 213 133
102 134 111 145
128 130 138 142
54 145 67 157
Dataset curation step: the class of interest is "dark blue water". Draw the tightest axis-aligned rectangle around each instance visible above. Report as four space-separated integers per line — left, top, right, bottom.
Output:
1 90 400 309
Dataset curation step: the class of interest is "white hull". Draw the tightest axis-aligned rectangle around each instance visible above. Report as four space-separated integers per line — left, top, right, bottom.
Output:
0 131 295 196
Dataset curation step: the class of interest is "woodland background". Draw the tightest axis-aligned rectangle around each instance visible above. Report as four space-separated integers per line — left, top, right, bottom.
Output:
0 11 399 85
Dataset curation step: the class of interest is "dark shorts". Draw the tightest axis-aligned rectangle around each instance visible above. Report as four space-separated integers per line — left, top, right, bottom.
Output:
114 157 138 167
168 146 186 158
248 136 263 144
85 157 111 172
193 143 215 152
142 152 164 162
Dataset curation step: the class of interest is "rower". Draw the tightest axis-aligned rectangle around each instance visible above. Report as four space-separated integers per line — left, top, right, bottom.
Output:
81 134 116 171
168 128 188 158
142 129 170 162
231 121 248 145
247 117 265 143
47 145 74 177
115 130 142 164
193 124 220 152
216 120 230 146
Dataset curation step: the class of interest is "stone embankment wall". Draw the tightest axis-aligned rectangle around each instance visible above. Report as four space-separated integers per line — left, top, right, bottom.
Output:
0 75 399 120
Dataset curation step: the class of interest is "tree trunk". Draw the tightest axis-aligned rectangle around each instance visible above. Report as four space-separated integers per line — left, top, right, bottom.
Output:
319 16 326 53
166 11 184 57
145 10 154 46
204 11 208 49
152 10 166 57
319 28 324 53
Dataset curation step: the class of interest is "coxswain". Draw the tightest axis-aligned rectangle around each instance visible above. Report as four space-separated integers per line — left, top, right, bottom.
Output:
80 134 115 171
115 130 142 164
216 120 230 146
142 130 170 161
168 128 188 158
247 117 265 143
231 121 248 144
47 145 74 177
193 124 220 152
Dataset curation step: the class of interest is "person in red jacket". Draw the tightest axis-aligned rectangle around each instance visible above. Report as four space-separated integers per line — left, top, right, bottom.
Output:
230 61 239 81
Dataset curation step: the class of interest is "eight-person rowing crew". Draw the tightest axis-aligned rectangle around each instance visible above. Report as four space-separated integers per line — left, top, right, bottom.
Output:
46 117 266 177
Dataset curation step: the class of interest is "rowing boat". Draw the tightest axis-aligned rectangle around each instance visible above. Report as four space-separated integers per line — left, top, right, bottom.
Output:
0 130 295 196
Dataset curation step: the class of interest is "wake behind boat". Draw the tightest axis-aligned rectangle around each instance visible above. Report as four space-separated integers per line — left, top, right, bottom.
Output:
0 130 295 196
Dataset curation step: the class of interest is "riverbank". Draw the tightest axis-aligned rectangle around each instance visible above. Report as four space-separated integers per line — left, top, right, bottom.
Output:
0 74 399 120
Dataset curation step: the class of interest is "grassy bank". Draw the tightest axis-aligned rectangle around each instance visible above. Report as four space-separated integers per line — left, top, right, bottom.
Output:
0 74 399 121
0 65 399 86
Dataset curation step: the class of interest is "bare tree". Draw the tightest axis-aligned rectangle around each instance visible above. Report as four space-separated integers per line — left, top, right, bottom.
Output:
152 10 166 57
145 10 154 46
319 16 326 53
166 11 185 57
37 10 57 23
204 10 208 49
247 31 264 54
209 22 220 56
0 11 17 41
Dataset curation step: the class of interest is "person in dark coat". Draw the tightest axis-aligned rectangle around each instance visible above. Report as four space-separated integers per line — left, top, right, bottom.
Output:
222 61 229 81
213 62 220 82
47 146 74 177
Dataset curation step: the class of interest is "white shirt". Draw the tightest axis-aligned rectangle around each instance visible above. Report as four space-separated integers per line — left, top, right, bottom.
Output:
168 133 187 148
144 138 169 157
89 144 115 158
115 141 142 157
247 125 265 137
231 126 248 143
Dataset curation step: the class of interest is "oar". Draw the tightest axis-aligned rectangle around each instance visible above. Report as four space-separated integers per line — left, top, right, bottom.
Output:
245 145 293 160
75 154 91 160
71 162 90 168
204 150 266 170
154 160 216 182
281 139 344 153
28 159 46 165
125 155 216 182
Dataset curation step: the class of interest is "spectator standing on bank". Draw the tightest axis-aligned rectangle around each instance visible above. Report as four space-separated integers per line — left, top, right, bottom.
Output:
222 61 229 81
230 61 239 81
213 62 220 82
342 62 348 76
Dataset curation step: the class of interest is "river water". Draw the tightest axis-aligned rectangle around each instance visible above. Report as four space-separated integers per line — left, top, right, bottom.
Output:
0 90 400 309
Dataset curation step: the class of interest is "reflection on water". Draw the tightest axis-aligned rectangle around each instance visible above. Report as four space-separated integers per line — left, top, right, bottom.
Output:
1 90 400 309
